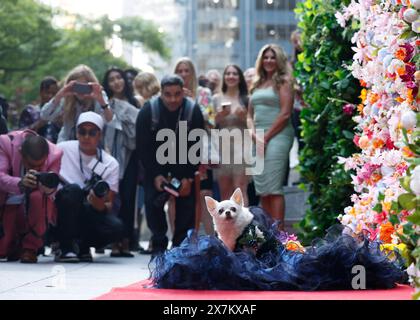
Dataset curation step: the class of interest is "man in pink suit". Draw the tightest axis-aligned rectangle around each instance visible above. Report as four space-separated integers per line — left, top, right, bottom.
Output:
0 130 62 263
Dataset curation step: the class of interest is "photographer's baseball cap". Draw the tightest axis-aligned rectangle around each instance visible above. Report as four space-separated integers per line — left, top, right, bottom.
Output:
77 111 104 131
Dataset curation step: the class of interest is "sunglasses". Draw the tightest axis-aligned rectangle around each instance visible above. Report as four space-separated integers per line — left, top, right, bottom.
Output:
77 127 99 137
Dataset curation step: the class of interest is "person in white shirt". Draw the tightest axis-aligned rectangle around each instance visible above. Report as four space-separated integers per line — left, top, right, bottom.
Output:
54 112 123 263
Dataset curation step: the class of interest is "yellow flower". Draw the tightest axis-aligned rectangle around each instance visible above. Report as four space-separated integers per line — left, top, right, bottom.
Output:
348 206 357 216
382 201 391 213
359 89 368 103
380 243 409 265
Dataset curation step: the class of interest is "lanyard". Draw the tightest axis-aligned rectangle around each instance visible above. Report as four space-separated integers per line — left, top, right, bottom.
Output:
78 147 103 178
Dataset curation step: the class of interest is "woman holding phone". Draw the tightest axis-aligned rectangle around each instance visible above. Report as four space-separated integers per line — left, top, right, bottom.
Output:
102 67 139 258
213 64 249 205
40 64 113 143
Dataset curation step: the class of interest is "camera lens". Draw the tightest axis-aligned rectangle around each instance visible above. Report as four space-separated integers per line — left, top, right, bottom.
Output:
93 181 110 198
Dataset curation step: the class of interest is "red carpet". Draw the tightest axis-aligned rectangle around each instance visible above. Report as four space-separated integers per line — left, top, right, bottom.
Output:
95 280 414 300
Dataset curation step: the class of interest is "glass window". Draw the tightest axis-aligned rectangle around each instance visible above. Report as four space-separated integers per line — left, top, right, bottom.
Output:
256 0 297 10
256 24 294 41
197 0 240 10
198 20 240 42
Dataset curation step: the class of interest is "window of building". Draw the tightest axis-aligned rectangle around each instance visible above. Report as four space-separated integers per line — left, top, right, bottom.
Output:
256 0 297 10
198 21 240 42
256 24 295 41
197 0 240 10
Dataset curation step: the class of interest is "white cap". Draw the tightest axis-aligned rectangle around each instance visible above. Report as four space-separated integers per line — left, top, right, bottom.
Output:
76 111 104 130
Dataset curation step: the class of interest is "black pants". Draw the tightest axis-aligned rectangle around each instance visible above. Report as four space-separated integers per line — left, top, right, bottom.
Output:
118 153 138 239
144 177 195 252
55 184 123 252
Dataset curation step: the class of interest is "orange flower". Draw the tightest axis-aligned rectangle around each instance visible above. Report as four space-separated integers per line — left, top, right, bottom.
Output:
396 96 405 103
357 104 365 115
368 93 379 104
286 241 305 253
372 139 384 149
371 173 382 184
379 222 395 244
407 89 414 103
416 39 420 47
360 79 368 87
395 48 407 61
402 146 414 158
396 66 405 76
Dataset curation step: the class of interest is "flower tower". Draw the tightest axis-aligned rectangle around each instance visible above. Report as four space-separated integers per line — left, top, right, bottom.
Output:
336 0 419 298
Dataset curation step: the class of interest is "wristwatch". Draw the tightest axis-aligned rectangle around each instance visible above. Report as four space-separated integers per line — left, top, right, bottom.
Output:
101 103 110 110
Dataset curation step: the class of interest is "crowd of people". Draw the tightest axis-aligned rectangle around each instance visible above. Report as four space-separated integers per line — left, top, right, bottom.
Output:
0 36 306 264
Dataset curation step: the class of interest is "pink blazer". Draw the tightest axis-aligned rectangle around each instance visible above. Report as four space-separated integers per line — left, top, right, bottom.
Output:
0 130 63 206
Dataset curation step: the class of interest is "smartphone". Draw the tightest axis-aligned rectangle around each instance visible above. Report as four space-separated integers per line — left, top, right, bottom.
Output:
221 102 231 111
72 82 93 95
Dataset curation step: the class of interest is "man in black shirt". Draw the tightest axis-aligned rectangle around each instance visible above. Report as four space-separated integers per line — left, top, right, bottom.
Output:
136 75 204 254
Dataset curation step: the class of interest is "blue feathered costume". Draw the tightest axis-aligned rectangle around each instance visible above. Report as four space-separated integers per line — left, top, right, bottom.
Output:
151 207 405 291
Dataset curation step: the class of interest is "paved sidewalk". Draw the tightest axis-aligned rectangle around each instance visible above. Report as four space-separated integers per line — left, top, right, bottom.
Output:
0 249 152 300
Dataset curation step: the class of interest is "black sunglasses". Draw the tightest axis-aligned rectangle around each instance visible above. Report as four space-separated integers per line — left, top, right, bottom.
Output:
77 127 99 137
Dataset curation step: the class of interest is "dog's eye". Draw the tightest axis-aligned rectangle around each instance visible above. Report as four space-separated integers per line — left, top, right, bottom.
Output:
218 209 224 215
230 207 236 212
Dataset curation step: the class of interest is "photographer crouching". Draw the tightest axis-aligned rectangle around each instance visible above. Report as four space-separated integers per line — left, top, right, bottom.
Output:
54 112 123 263
0 131 63 263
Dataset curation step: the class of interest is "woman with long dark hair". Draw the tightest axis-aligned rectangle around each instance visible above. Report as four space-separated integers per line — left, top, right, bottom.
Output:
213 64 250 205
102 67 139 257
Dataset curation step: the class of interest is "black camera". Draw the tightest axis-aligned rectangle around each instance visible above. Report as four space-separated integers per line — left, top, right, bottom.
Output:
154 177 182 208
35 172 60 189
84 174 110 198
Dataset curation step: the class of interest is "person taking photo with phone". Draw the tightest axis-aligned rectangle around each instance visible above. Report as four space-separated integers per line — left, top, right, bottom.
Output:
40 65 113 143
0 131 63 263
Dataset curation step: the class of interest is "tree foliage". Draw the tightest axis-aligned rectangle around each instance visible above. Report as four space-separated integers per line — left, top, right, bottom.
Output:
0 0 170 109
294 0 361 244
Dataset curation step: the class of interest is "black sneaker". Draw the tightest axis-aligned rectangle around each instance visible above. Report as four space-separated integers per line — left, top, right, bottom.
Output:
78 246 93 263
54 250 80 263
78 253 93 263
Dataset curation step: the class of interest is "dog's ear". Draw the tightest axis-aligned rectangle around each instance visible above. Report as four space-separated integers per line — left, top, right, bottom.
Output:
230 188 244 207
205 196 218 216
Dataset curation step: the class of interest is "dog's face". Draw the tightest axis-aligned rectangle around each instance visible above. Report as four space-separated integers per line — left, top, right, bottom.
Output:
205 188 244 223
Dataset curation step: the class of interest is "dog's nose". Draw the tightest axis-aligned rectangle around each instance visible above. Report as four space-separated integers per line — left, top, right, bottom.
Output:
225 211 231 217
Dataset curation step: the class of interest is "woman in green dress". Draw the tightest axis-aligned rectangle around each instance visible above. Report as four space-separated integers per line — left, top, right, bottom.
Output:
248 44 295 229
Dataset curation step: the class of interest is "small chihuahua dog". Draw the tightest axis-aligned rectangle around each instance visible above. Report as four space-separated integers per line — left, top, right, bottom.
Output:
205 188 278 257
205 188 254 251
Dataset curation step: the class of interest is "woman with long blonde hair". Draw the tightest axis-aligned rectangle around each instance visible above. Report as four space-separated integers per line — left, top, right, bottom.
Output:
174 57 198 99
40 64 113 142
174 57 215 235
247 44 295 229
